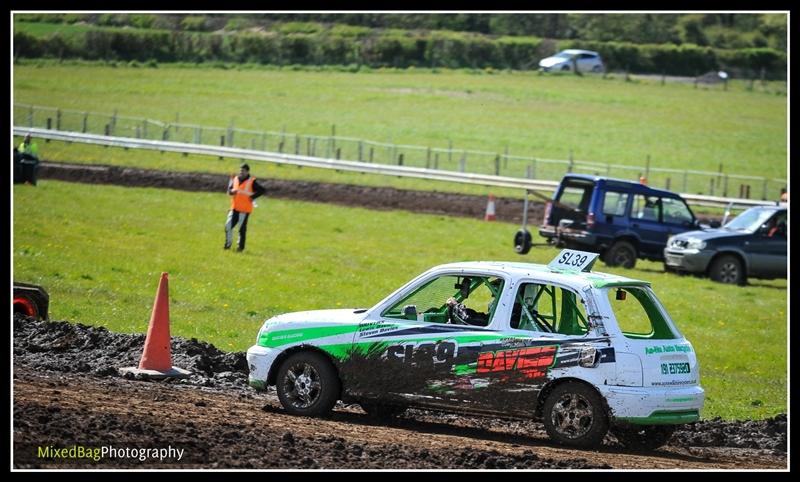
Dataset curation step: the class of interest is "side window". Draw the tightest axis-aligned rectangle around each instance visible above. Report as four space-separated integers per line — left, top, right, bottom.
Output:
662 198 694 225
580 53 595 59
768 212 787 238
511 283 589 336
607 286 677 340
601 191 629 217
632 194 661 222
381 274 503 327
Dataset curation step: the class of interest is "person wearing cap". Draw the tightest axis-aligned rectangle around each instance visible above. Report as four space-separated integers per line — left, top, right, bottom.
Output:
224 163 266 252
18 134 40 186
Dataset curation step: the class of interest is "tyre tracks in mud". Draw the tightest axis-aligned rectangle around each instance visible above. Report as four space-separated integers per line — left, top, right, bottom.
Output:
13 368 784 469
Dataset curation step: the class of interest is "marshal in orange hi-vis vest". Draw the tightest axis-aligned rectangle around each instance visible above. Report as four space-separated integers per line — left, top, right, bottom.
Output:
231 176 256 213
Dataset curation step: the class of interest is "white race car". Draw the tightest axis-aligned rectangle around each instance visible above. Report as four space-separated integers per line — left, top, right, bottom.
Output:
247 249 704 449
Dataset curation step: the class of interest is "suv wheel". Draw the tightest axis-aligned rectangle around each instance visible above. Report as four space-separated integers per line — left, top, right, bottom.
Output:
542 382 609 448
613 425 676 451
276 351 340 416
710 254 746 285
604 240 637 269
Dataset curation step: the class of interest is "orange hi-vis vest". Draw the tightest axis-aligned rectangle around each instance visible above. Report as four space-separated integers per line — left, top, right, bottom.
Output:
231 176 255 213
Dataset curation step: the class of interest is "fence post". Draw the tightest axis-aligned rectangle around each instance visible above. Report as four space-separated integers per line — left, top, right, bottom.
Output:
306 138 311 156
761 178 768 200
448 140 453 163
716 163 723 189
162 125 169 141
526 164 532 179
567 149 574 173
104 124 110 136
434 153 439 170
369 147 374 163
494 154 500 176
219 135 225 160
56 109 61 130
459 151 466 172
665 177 671 190
295 135 300 155
135 125 141 138
723 174 729 197
331 124 336 151
745 185 751 199
504 145 509 169
645 154 650 180
111 109 117 135
82 112 88 133
311 138 317 157
683 170 688 192
279 138 284 153
426 147 431 169
709 178 715 196
398 153 403 165
337 147 342 160
46 118 52 130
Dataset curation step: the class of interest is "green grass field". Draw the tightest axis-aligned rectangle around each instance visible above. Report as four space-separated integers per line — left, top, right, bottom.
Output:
13 64 787 180
13 180 786 420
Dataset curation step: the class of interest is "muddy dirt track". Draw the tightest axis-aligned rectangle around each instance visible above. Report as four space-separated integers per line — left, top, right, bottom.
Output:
13 316 786 470
39 160 543 225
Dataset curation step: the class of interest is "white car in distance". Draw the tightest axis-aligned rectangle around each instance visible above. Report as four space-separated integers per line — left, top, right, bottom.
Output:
539 49 605 73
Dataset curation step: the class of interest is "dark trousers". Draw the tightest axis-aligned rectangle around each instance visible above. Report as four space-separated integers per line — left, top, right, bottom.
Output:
225 210 250 250
20 156 38 186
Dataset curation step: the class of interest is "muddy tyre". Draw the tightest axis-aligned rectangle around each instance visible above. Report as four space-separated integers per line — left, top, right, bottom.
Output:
604 240 637 269
542 382 609 448
360 401 407 420
13 282 49 320
276 351 340 417
613 425 676 451
709 254 746 285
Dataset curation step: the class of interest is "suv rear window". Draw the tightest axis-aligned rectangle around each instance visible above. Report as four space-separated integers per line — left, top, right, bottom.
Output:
557 180 594 211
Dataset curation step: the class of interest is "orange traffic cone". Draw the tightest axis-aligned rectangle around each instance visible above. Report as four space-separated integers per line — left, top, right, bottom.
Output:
484 194 497 221
119 273 190 379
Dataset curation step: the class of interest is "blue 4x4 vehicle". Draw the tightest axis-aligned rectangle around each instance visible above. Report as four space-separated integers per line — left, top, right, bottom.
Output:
539 175 701 269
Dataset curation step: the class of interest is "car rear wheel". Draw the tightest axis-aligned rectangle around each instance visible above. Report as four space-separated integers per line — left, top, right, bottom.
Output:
542 382 609 448
710 254 746 285
613 425 676 451
604 240 637 269
592 65 602 73
276 351 340 416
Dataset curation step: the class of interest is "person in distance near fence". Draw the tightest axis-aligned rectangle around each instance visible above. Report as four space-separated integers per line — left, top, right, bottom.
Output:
224 163 266 252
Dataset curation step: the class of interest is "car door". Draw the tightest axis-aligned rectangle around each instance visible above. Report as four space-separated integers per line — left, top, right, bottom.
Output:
745 211 787 278
346 273 505 409
630 194 668 258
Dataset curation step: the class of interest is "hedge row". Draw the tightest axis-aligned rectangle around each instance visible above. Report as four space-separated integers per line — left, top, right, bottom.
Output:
13 29 786 77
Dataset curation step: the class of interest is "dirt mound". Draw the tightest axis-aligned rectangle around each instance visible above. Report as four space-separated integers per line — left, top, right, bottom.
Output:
13 314 248 390
672 415 787 452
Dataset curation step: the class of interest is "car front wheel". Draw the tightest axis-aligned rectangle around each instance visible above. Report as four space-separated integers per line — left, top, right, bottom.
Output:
276 351 340 416
604 240 637 269
709 254 746 285
542 382 609 448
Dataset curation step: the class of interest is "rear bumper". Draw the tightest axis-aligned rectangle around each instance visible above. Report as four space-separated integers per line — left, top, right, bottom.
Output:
539 225 597 248
600 385 705 424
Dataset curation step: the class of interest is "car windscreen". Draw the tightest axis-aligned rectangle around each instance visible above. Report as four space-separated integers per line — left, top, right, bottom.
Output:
724 208 777 232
